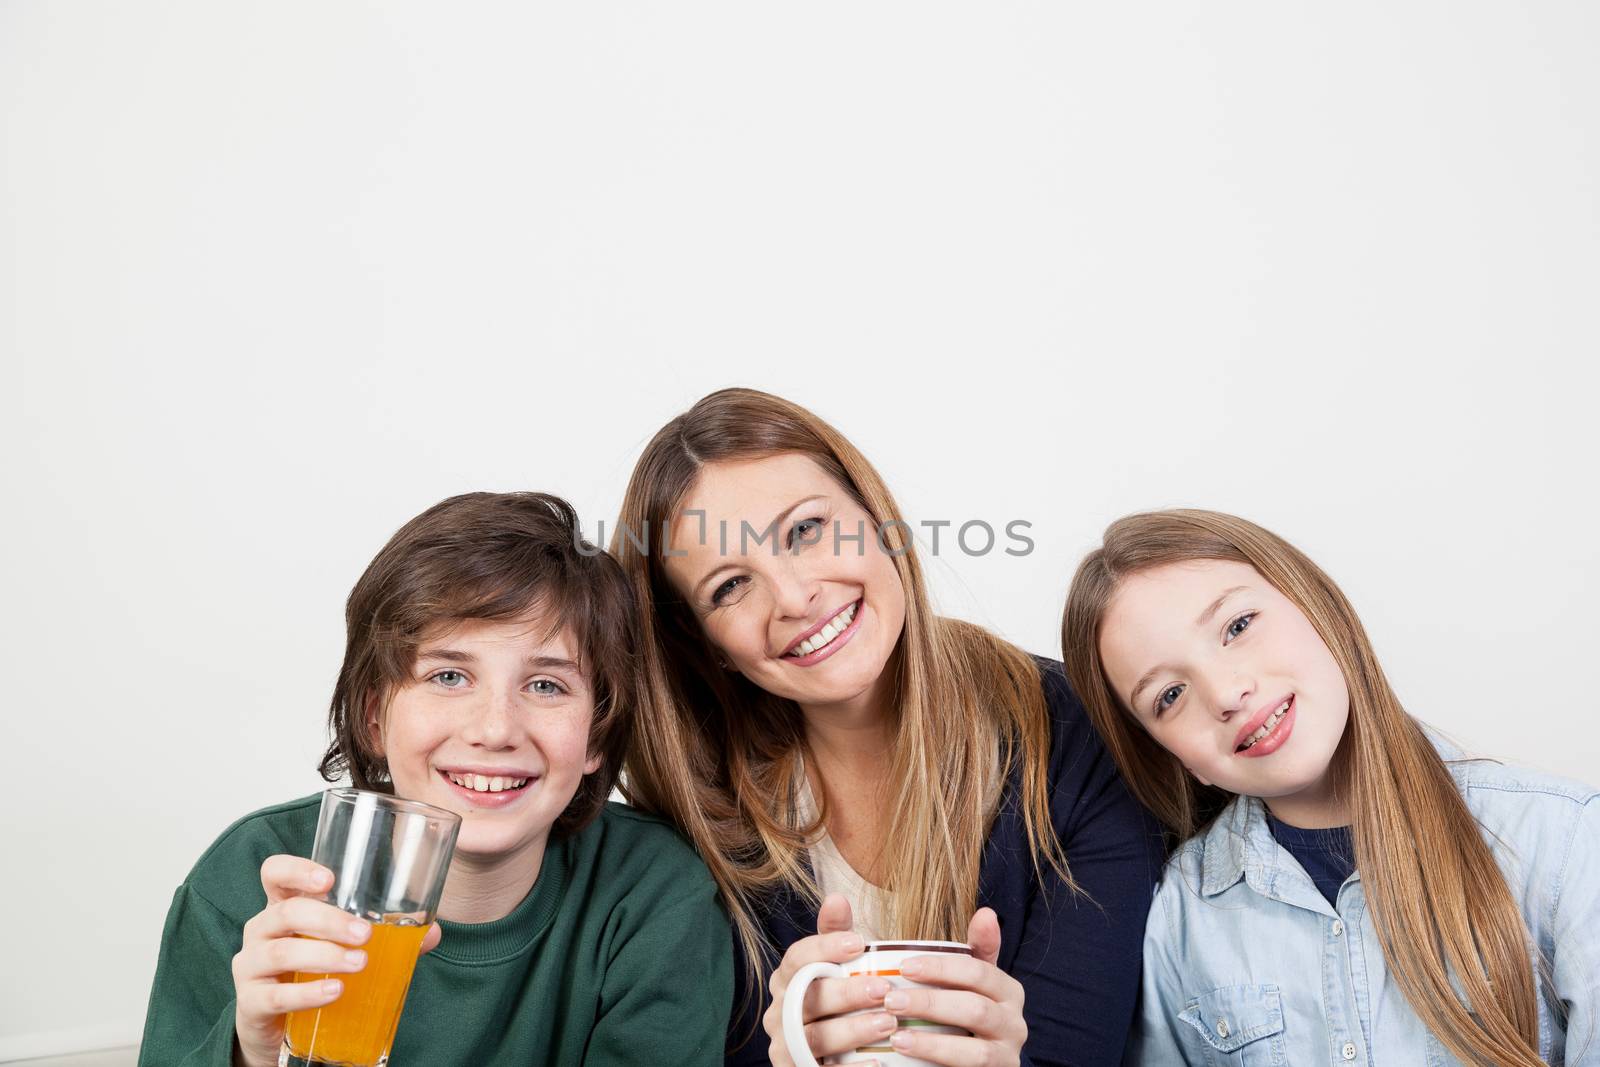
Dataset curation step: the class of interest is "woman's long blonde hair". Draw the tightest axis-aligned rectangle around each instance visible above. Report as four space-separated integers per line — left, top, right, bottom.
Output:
613 387 1073 1003
1062 509 1542 1067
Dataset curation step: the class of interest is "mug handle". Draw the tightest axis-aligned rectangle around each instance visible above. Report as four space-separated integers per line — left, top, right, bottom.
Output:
782 960 848 1067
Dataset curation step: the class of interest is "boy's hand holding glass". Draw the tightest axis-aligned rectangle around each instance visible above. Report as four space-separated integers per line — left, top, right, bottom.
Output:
229 789 458 1067
229 856 413 1066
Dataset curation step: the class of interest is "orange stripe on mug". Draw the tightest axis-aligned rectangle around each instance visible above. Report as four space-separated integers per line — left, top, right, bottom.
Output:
847 968 902 977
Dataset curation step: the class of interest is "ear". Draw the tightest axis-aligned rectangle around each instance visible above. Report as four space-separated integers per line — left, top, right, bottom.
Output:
583 752 603 775
364 691 386 759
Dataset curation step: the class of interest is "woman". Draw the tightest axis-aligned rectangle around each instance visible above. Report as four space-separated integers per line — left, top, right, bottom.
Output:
611 388 1165 1067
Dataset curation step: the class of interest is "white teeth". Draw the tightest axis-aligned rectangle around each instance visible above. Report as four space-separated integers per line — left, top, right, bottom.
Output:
447 772 528 793
1239 699 1293 751
789 602 859 657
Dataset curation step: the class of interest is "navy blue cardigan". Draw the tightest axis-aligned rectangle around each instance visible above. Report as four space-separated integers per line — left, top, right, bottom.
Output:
725 658 1167 1067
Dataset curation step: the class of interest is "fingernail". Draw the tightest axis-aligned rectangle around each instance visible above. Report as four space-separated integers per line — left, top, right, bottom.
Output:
866 978 890 998
347 920 369 941
891 1031 913 1049
884 991 908 1011
344 950 366 968
874 1013 896 1032
900 958 922 976
315 870 333 888
841 934 862 954
321 979 342 997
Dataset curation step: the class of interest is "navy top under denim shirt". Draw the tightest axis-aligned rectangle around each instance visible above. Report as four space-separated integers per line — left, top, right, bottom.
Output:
724 657 1168 1067
1265 812 1354 907
1127 733 1600 1066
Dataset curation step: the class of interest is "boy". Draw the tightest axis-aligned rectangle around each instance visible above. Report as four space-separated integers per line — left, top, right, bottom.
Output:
139 492 732 1066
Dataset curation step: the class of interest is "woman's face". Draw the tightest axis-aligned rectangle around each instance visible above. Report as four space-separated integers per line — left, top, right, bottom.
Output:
661 452 907 716
1098 559 1350 818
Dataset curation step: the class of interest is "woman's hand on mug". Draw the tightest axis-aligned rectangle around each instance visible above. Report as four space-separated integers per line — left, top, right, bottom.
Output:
764 894 897 1066
881 908 1026 1067
229 855 442 1067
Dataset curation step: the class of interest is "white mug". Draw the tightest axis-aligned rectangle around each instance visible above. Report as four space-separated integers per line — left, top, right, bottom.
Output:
782 940 973 1067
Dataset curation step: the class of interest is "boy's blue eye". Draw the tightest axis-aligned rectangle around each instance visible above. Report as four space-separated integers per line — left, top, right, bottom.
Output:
1225 612 1256 641
530 679 563 696
1156 684 1184 715
433 670 467 688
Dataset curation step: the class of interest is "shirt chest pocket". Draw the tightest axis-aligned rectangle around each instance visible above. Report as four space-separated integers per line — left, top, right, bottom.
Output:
1177 984 1288 1067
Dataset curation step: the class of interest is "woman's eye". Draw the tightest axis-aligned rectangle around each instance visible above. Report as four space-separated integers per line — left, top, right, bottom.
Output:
530 678 564 696
711 575 747 606
1155 684 1184 716
1224 612 1257 642
432 670 468 688
787 517 826 549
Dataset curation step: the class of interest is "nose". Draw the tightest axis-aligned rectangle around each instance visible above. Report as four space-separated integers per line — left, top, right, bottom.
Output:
770 558 821 621
1203 667 1254 722
460 687 516 749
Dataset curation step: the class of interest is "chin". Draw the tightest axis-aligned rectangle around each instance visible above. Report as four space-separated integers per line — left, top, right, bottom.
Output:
455 827 540 859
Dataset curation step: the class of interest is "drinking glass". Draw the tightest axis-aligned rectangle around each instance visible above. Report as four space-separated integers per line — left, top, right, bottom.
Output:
279 788 460 1067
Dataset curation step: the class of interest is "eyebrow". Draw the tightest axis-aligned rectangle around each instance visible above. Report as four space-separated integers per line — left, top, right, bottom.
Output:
1197 586 1250 627
415 649 582 674
692 494 827 600
1127 586 1253 709
1128 667 1164 714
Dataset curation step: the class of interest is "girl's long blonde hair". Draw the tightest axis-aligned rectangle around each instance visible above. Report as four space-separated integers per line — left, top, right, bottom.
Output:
1061 509 1542 1067
613 387 1073 1005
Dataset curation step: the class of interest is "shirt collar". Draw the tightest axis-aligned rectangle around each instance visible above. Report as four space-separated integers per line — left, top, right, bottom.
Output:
1198 794 1259 896
1198 795 1340 916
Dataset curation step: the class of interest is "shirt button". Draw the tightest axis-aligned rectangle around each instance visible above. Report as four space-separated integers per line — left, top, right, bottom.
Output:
1343 1042 1357 1059
1215 1019 1230 1038
1332 919 1345 936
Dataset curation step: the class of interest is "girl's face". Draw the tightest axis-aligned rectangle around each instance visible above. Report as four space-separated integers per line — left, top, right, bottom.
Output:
375 616 601 863
1098 559 1350 815
661 452 907 715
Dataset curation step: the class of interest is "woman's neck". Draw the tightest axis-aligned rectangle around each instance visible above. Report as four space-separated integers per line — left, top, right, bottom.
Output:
799 669 895 779
435 835 548 924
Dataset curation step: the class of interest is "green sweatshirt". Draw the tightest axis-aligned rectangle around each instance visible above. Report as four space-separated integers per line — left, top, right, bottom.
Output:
138 795 732 1066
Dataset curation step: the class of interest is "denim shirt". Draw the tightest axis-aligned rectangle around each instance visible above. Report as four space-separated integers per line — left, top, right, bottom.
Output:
1127 739 1600 1066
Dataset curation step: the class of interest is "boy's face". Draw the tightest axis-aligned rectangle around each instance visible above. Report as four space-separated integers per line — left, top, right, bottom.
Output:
374 615 600 864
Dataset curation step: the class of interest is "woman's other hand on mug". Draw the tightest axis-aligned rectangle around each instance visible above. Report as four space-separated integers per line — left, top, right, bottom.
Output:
879 907 1026 1067
764 894 896 1067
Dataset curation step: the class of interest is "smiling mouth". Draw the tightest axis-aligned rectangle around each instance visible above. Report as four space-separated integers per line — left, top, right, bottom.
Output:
441 770 531 794
1236 697 1293 753
785 600 860 658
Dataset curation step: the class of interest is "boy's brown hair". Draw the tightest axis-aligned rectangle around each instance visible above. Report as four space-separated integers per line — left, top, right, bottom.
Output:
319 491 636 840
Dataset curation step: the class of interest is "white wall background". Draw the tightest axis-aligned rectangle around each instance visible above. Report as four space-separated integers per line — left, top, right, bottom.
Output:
3 1 1597 1058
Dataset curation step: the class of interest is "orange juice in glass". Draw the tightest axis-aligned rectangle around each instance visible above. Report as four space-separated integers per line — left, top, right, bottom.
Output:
280 789 458 1067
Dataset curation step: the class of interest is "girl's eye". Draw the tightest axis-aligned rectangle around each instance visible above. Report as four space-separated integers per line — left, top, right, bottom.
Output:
1224 611 1257 642
432 670 468 689
530 678 565 696
711 575 748 606
787 517 826 549
1155 684 1184 717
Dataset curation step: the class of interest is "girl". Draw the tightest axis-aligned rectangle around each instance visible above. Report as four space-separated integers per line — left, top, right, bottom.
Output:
610 388 1166 1067
1061 509 1598 1066
139 492 732 1066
